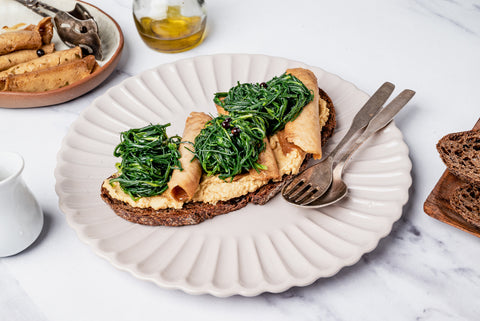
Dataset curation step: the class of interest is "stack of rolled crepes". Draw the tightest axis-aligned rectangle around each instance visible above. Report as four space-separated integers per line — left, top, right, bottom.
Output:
0 17 97 92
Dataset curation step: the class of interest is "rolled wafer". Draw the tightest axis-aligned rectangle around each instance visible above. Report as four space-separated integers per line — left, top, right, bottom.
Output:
1 55 96 92
36 17 54 45
0 47 82 78
0 17 53 55
168 112 213 202
282 68 322 159
0 43 55 71
0 30 42 55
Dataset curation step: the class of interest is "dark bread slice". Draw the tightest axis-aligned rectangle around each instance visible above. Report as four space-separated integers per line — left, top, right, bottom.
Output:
436 129 480 186
101 187 250 226
101 88 336 226
450 183 480 228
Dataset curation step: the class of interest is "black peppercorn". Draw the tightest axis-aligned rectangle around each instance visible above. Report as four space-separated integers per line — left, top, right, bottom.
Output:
36 48 45 57
260 82 268 88
231 127 241 136
221 118 231 129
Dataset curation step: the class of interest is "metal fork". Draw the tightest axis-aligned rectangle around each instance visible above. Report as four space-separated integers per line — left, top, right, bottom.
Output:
282 82 395 202
282 85 414 206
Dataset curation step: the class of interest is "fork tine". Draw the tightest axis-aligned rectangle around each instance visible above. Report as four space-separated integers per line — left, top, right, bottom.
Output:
284 182 312 201
283 177 306 196
298 188 331 206
290 186 319 204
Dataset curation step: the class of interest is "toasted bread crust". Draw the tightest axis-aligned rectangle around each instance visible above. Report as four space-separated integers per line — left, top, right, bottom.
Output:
101 186 250 226
101 88 336 226
436 129 480 186
437 129 480 228
450 183 480 228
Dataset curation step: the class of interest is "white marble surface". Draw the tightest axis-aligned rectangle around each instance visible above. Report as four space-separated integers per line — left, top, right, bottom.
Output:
0 0 479 320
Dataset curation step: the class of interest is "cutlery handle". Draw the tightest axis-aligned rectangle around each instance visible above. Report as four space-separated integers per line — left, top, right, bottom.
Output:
333 89 415 175
13 0 58 17
328 82 395 160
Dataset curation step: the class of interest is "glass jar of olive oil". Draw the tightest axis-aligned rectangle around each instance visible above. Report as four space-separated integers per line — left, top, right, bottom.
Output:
133 0 207 53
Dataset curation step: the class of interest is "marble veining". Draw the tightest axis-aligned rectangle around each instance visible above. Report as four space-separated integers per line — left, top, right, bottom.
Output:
414 0 480 35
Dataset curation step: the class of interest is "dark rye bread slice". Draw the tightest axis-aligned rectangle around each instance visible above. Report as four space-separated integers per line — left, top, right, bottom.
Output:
101 88 336 226
450 183 480 229
101 189 251 226
436 129 480 186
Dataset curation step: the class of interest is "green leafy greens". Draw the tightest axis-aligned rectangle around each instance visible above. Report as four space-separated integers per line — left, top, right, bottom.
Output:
214 73 314 135
193 114 267 180
195 73 313 180
110 124 182 199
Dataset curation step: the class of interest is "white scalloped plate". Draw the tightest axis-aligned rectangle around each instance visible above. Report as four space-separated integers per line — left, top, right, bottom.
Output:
55 54 412 297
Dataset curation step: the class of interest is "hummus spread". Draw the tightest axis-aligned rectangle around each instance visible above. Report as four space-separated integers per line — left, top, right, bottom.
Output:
103 180 184 210
192 174 269 204
318 97 329 129
104 173 270 208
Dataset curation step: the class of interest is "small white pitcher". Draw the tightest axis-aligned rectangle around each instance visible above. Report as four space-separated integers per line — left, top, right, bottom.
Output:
0 152 43 257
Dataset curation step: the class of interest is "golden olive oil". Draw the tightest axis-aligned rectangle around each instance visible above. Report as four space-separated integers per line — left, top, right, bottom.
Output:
134 6 206 53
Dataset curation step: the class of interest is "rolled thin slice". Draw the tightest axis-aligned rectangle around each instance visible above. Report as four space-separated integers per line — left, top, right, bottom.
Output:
0 29 42 55
269 130 306 177
270 87 330 176
0 43 55 71
1 23 31 32
1 55 96 92
0 47 82 78
283 68 322 159
0 17 53 55
169 112 212 202
243 137 280 181
36 17 54 45
215 100 227 115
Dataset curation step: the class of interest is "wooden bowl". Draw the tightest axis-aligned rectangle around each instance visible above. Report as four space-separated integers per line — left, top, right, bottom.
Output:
0 0 124 108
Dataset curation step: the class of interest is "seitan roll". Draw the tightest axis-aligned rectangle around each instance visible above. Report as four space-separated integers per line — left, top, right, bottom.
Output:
282 68 322 159
0 30 42 55
168 112 212 202
0 46 82 78
246 137 280 181
1 55 96 92
269 68 330 176
0 17 53 55
0 43 55 71
36 17 54 45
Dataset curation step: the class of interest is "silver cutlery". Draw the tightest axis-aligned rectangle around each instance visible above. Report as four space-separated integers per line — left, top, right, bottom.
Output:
282 82 395 204
282 84 415 207
14 0 103 60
